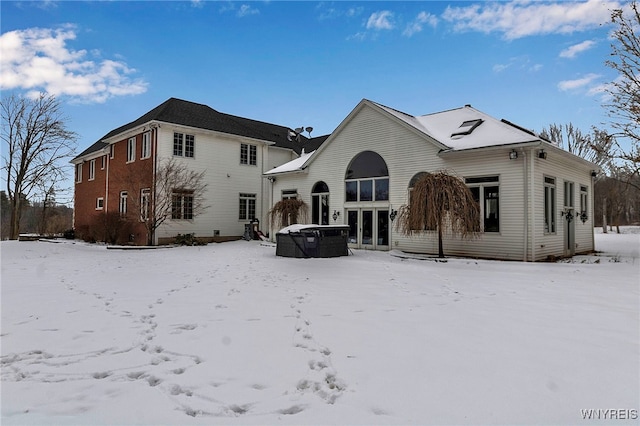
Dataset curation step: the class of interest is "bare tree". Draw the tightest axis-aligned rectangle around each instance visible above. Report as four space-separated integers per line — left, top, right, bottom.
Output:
396 171 480 258
540 123 615 172
269 198 309 230
606 1 640 179
1 93 77 239
143 157 208 245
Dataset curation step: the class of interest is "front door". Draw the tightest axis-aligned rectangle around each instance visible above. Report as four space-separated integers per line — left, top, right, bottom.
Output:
347 209 389 250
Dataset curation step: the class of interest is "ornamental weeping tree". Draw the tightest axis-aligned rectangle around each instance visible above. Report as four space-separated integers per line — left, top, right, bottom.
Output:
269 198 308 230
396 171 480 258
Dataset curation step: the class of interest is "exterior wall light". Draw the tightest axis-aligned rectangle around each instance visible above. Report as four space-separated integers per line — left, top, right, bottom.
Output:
509 150 518 160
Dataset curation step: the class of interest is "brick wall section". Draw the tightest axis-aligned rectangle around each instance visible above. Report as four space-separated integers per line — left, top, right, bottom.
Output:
74 131 154 245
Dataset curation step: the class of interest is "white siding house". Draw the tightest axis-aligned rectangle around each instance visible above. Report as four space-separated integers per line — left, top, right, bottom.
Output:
265 99 598 261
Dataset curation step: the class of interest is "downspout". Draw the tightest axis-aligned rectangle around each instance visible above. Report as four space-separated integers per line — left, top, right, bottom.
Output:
591 171 595 252
105 149 110 212
529 148 536 261
260 144 266 232
522 149 528 262
151 125 158 245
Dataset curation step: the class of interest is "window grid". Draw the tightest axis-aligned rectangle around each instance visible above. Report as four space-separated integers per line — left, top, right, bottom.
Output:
127 137 136 163
75 164 82 183
544 176 556 233
171 192 194 220
580 186 588 216
239 193 256 220
345 178 389 202
185 134 194 158
240 144 257 165
173 133 183 156
141 132 151 159
140 188 151 221
465 176 499 233
119 191 128 216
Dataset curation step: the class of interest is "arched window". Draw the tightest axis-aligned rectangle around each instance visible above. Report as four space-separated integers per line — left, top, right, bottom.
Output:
311 181 330 225
345 151 389 202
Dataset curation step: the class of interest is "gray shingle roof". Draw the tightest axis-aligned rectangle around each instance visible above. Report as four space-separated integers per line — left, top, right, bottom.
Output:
74 98 328 160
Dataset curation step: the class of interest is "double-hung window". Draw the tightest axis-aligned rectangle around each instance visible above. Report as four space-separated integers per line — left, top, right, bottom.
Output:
580 185 588 220
89 159 96 181
544 176 556 233
171 191 194 220
140 188 151 221
119 191 128 216
240 144 257 165
127 137 136 163
141 132 151 159
173 133 195 158
466 176 499 232
239 193 256 220
75 163 82 183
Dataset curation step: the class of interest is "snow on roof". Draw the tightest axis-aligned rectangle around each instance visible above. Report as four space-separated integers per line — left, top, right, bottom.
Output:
264 150 315 175
372 101 541 151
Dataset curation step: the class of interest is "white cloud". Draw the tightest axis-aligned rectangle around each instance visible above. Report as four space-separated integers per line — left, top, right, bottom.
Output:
237 4 259 18
0 27 147 103
366 11 394 31
403 11 438 37
442 0 621 40
493 56 543 73
558 73 601 91
559 40 596 58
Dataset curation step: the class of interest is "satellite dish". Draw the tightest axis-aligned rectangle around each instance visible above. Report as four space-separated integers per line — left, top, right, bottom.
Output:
305 127 313 137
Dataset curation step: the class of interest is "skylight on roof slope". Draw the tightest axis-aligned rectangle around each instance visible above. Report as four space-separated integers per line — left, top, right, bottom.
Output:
451 119 483 138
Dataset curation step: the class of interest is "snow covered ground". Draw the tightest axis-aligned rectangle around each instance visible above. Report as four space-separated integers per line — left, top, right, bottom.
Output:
1 229 638 425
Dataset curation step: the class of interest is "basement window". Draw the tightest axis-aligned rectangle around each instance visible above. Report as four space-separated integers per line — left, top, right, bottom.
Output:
452 119 483 137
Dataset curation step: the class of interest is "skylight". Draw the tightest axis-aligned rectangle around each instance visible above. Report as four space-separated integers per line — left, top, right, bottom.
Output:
451 119 483 137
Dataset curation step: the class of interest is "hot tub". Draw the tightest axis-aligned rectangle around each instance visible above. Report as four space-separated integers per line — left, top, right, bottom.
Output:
276 224 349 258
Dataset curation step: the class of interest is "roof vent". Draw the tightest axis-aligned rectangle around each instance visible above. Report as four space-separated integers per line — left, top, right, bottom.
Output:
451 119 483 137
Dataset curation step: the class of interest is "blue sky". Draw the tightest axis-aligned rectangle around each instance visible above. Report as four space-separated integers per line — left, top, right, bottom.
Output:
1 1 628 203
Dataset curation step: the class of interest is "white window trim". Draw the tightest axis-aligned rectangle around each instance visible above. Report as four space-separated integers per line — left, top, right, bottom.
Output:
127 137 136 163
88 159 96 181
101 155 106 170
544 176 556 234
239 193 256 220
240 143 257 166
96 197 104 210
141 132 151 160
140 188 151 221
75 163 82 183
119 191 128 216
465 176 500 233
173 132 195 158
